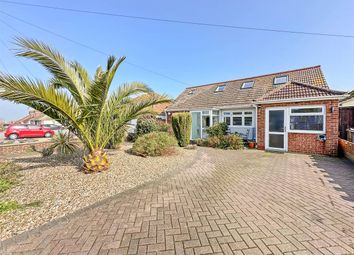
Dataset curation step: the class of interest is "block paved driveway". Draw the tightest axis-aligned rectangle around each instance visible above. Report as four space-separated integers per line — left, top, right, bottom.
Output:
3 148 354 255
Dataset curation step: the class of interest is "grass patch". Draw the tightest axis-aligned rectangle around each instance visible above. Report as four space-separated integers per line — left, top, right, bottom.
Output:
0 179 15 193
0 161 21 194
0 200 42 214
0 201 22 213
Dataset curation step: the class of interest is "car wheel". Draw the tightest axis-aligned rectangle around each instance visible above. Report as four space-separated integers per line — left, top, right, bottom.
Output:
8 133 18 140
44 132 52 138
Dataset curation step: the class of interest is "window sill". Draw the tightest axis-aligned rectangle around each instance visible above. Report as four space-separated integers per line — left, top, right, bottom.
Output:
288 130 325 134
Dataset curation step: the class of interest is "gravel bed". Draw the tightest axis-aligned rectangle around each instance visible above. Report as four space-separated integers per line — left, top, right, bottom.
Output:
0 144 197 240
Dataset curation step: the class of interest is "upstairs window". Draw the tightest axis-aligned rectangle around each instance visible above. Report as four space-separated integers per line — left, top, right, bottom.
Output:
273 75 288 85
188 89 196 95
241 81 254 89
215 85 225 92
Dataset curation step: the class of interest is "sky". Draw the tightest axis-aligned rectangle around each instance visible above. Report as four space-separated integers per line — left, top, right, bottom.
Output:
0 0 354 121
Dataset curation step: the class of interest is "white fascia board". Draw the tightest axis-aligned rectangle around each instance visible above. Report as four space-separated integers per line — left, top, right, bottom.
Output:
255 95 346 105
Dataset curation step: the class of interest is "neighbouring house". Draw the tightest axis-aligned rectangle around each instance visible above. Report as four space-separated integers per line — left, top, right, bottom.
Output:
14 109 61 126
167 65 347 156
339 94 354 140
127 94 172 133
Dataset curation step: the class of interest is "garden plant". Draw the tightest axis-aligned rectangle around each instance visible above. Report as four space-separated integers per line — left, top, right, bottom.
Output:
171 113 192 147
0 38 170 173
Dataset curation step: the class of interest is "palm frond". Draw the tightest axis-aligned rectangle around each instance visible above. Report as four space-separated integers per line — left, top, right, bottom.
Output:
100 93 171 147
0 74 93 149
15 37 86 104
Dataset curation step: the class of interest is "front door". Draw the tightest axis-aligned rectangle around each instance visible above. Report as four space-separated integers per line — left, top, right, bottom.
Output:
266 108 287 151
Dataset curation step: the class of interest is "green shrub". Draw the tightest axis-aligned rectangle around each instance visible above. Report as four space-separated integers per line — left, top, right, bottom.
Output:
220 135 244 150
206 122 228 137
157 122 172 134
196 138 207 146
132 132 177 157
196 134 244 150
106 126 127 149
172 113 192 147
136 115 158 136
136 115 171 138
207 136 221 148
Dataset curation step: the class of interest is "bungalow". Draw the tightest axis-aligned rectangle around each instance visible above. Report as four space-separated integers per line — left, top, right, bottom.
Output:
166 66 347 155
15 109 61 126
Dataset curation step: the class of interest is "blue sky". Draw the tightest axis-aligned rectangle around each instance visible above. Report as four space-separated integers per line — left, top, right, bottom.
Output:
0 0 354 121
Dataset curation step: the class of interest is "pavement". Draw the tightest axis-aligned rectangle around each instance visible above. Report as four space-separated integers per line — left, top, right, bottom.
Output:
2 148 354 255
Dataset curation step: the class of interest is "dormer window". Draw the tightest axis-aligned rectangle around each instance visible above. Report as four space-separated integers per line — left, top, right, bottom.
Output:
188 89 196 95
274 75 288 85
215 85 225 92
241 81 254 89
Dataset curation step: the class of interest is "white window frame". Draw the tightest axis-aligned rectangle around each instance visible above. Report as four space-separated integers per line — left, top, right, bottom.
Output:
273 75 288 85
223 112 231 125
230 111 254 127
241 81 254 89
215 85 225 92
288 105 326 134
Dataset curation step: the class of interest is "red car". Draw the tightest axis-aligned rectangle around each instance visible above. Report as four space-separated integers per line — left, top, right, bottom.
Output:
5 124 55 140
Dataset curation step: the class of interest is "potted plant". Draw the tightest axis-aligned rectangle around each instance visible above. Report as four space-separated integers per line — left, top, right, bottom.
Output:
248 140 256 149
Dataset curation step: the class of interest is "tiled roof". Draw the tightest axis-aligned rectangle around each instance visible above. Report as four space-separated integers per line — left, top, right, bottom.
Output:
167 66 329 111
257 81 345 102
135 93 171 114
15 111 44 123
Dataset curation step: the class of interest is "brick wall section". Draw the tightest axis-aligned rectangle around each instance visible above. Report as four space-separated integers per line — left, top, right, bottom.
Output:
257 99 339 156
0 140 54 156
338 138 354 162
0 140 82 157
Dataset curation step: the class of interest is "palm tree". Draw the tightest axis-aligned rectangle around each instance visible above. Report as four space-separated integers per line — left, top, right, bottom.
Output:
0 38 170 173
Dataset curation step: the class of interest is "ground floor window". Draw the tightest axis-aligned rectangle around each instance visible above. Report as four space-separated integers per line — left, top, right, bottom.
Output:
289 106 325 133
224 111 254 127
212 110 220 125
223 112 231 125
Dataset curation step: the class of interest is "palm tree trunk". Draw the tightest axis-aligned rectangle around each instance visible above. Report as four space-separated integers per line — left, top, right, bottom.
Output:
82 148 110 173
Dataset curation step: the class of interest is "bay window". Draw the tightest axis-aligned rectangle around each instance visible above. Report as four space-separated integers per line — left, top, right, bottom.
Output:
289 106 325 133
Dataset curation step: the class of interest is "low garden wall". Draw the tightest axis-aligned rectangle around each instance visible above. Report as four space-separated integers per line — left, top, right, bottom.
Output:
338 138 354 162
0 139 82 157
0 140 54 156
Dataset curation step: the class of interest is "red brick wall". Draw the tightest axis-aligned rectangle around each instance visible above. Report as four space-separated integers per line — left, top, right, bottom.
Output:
0 141 54 156
338 138 354 162
0 140 82 157
257 99 339 156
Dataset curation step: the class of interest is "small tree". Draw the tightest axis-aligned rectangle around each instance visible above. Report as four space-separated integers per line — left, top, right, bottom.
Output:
171 113 192 147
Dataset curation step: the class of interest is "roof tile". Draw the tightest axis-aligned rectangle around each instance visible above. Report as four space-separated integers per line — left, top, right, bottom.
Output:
168 66 330 111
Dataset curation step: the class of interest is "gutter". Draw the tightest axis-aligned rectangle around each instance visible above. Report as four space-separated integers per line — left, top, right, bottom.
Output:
166 104 255 112
254 95 347 105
